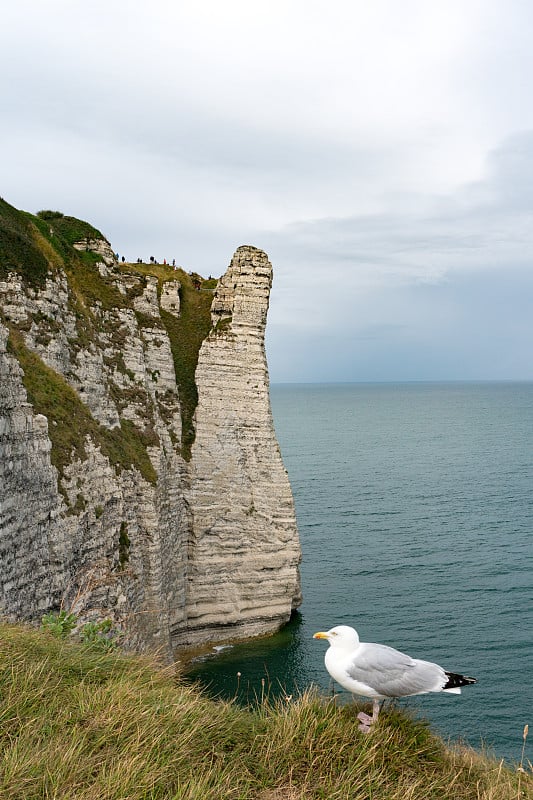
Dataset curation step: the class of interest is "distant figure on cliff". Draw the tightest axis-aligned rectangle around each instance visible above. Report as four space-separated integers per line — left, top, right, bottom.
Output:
121 256 125 263
172 259 175 267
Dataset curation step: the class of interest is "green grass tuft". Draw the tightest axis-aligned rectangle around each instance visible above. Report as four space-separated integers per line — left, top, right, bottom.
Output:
0 623 527 800
118 521 131 569
36 209 64 220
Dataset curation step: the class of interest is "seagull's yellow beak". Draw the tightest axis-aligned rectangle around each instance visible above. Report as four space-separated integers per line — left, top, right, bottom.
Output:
313 631 328 640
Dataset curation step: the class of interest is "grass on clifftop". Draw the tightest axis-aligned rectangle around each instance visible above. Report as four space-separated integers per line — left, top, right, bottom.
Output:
0 198 51 287
35 209 105 246
0 199 109 289
0 623 528 800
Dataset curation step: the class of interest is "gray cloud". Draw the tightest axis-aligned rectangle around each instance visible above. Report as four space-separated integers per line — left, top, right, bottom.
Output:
2 1 533 381
263 132 533 380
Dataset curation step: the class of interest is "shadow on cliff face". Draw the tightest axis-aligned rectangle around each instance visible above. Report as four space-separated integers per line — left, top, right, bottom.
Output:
183 612 313 705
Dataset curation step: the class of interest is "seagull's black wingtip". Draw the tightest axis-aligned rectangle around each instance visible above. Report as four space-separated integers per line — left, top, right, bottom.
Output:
444 671 477 689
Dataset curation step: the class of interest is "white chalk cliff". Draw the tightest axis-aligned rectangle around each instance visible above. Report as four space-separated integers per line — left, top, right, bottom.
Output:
183 246 302 645
0 208 301 659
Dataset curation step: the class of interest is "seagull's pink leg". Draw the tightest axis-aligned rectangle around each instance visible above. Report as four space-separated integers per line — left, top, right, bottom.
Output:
372 699 381 724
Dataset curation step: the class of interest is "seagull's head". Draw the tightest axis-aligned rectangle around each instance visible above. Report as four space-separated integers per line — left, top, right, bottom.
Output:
313 625 360 649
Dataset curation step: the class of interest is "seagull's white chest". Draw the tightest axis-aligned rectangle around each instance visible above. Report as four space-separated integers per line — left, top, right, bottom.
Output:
324 646 381 699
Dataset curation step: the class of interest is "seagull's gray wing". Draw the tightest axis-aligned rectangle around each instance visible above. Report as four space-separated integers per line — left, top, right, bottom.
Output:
346 643 445 697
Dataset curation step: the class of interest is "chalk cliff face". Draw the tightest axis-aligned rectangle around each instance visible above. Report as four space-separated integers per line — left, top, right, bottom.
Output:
0 202 301 658
181 247 302 645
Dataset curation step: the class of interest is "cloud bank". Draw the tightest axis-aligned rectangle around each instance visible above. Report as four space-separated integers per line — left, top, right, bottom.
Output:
1 1 533 380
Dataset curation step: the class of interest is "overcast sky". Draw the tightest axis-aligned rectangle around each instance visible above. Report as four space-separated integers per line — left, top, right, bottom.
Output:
2 1 533 381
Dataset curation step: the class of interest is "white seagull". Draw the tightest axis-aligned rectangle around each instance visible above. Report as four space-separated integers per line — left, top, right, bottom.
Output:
313 625 476 732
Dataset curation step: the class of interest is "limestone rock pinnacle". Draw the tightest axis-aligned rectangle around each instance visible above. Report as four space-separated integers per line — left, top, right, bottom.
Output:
180 246 302 646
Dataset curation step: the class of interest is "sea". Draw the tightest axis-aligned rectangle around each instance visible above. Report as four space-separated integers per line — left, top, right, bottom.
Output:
186 382 533 764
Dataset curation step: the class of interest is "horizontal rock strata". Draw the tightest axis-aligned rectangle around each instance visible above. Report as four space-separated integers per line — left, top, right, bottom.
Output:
178 246 302 645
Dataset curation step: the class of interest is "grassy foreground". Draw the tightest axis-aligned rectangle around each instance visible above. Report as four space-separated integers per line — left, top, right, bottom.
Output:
0 624 529 800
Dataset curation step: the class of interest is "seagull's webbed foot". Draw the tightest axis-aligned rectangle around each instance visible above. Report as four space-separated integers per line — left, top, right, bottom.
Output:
357 711 373 723
357 700 382 733
357 710 373 733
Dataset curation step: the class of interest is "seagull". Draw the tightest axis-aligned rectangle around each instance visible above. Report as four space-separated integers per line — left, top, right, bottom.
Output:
313 625 476 732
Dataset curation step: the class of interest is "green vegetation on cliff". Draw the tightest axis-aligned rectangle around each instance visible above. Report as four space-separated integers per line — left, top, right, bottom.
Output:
0 198 51 286
0 623 526 800
0 197 217 476
118 261 215 459
0 199 108 288
160 283 213 460
7 329 157 485
35 208 105 245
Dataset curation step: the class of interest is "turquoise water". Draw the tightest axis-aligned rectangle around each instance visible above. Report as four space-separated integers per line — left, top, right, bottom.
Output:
186 382 533 763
